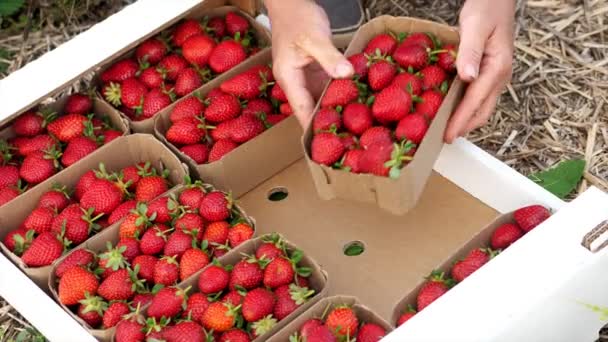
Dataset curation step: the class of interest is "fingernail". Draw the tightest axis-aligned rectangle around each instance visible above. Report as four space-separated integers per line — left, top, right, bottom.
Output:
465 64 478 79
335 61 353 78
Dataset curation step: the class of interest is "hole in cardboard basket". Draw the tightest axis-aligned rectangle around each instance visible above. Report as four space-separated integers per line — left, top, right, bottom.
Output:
343 241 365 256
267 187 288 201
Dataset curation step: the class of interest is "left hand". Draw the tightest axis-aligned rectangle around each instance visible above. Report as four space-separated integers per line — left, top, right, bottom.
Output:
444 0 516 143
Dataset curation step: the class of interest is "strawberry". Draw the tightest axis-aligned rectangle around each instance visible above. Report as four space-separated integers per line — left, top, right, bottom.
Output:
393 44 429 70
301 325 336 341
348 53 369 79
266 85 287 106
228 114 265 143
182 34 216 67
136 37 167 64
163 230 194 261
300 318 324 337
364 33 397 55
396 306 417 326
368 60 396 91
116 238 141 262
359 126 392 149
311 132 345 166
159 54 190 81
342 103 372 136
513 205 551 232
135 175 168 202
183 292 212 322
0 187 20 207
0 165 19 189
22 206 54 235
273 284 314 320
222 291 244 306
58 266 99 305
357 323 387 342
17 134 56 156
180 247 210 281
47 113 87 142
20 150 60 184
55 248 95 278
372 85 411 123
21 231 63 267
132 293 153 308
80 178 123 216
204 92 241 123
264 257 294 289
207 17 227 37
166 118 207 146
147 287 188 320
101 59 139 83
210 120 234 141
279 103 293 115
437 44 457 73
175 68 204 98
341 149 364 173
199 265 230 294
416 89 444 120
101 129 122 144
132 254 158 283
174 213 204 236
75 170 98 200
115 315 145 342
208 139 239 162
209 40 247 74
169 96 205 123
491 223 524 250
340 133 357 150
256 240 284 261
201 302 239 333
199 191 231 222
325 306 359 337
154 256 179 286
65 93 93 115
142 88 173 119
228 223 254 248
101 301 130 329
262 113 289 127
203 221 230 246
242 288 275 323
220 68 269 100
77 296 105 328
61 136 98 167
229 259 263 290
391 72 423 96
357 143 393 177
108 200 137 225
320 79 359 108
220 329 250 342
313 108 341 132
417 271 452 311
12 111 47 137
225 12 250 36
173 19 204 47
242 98 273 117
138 67 165 89
51 204 97 245
147 196 175 224
249 64 274 82
420 65 447 90
395 113 429 144
451 248 494 282
178 186 206 210
163 321 206 341
98 268 139 301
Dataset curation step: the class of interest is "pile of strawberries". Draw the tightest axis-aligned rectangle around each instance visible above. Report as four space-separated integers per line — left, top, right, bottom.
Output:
0 93 122 206
52 181 254 331
289 305 388 342
113 234 316 341
163 62 292 164
100 11 263 122
1 162 172 268
396 204 551 326
310 31 457 178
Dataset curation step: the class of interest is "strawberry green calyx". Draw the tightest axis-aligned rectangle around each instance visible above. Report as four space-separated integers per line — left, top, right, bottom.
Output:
289 284 315 305
129 264 147 293
12 229 35 256
104 82 122 107
288 249 312 277
80 207 105 232
289 333 304 342
384 140 416 179
426 270 456 288
145 316 170 335
79 294 108 317
99 241 128 271
251 315 278 337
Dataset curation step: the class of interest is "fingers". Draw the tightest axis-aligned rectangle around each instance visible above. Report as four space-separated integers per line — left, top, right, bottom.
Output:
462 86 501 134
456 13 490 82
295 32 354 79
273 61 316 128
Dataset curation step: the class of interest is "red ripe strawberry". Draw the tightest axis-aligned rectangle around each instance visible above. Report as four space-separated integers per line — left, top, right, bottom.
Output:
182 34 216 67
148 196 174 224
117 238 141 262
108 200 137 225
3 229 30 255
342 149 364 173
364 33 397 56
159 54 189 81
222 291 244 306
209 40 247 74
12 111 46 137
220 329 250 342
139 225 168 256
205 92 241 123
166 118 206 146
119 78 148 110
274 284 314 320
115 317 145 342
225 12 250 36
420 65 447 90
210 120 234 141
220 69 268 100
53 204 95 245
207 17 227 37
403 32 434 49
358 142 395 177
342 103 372 136
264 257 294 289
368 60 396 91
138 67 165 89
180 144 209 164
208 139 239 162
393 44 429 70
372 85 411 123
270 83 288 102
348 53 369 79
23 207 55 235
340 133 357 150
359 126 392 149
206 88 225 101
203 221 230 246
437 44 457 73
227 114 265 143
55 249 95 278
243 98 272 117
326 307 359 337
132 293 153 308
0 165 19 189
256 242 283 261
147 287 188 320
180 248 210 281
300 319 324 337
199 265 230 294
17 134 56 156
199 191 231 222
395 113 429 144
229 259 263 290
136 38 167 64
77 297 104 328
263 113 289 127
101 59 139 83
178 186 205 209
491 223 524 250
132 254 157 283
75 170 97 200
163 230 194 261
47 113 87 142
98 269 138 301
154 256 179 286
163 321 206 342
21 231 63 267
65 93 93 115
58 267 99 305
451 248 494 282
279 103 293 115
242 288 275 322
80 179 123 216
169 96 205 123
396 306 417 326
249 64 274 82
201 302 239 333
392 72 423 96
135 175 167 202
61 136 98 167
142 88 172 119
321 79 359 108
0 187 20 207
416 89 444 120
417 271 452 311
514 205 551 232
173 19 204 47
311 132 345 166
183 292 212 322
20 151 59 184
228 223 254 248
303 325 336 341
357 323 387 342
101 130 122 144
102 301 130 329
174 213 204 236
313 108 341 132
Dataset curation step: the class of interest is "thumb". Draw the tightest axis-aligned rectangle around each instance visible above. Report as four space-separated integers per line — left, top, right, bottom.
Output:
456 16 488 82
296 33 354 79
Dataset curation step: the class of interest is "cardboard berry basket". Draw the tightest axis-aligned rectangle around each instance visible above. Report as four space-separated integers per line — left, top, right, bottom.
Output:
267 295 393 341
47 185 256 342
93 4 271 134
303 15 466 215
0 134 188 290
154 48 304 198
0 94 130 208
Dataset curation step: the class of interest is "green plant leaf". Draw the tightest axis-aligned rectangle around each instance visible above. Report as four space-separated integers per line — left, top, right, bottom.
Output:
0 0 24 17
528 159 585 199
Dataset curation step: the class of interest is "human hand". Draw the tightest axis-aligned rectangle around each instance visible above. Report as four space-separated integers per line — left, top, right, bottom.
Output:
444 0 516 143
264 0 354 127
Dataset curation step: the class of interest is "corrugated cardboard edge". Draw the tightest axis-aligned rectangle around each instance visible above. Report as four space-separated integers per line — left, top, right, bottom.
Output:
390 212 512 326
93 5 272 134
0 134 188 293
154 48 304 198
267 295 393 341
302 15 465 216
